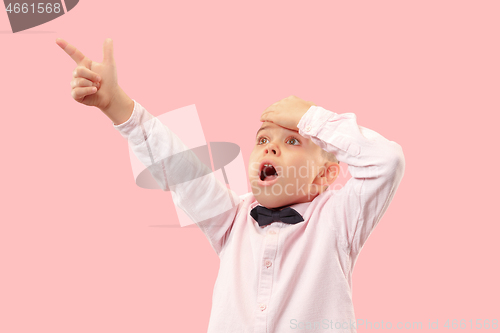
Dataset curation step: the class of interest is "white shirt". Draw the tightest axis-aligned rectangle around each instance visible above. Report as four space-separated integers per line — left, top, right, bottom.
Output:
113 100 405 333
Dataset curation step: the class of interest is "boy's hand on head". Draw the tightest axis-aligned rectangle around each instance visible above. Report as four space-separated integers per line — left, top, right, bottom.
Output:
260 95 316 131
56 38 119 111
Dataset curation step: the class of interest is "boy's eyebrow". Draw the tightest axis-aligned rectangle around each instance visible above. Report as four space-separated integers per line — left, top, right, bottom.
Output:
255 125 301 138
255 125 271 138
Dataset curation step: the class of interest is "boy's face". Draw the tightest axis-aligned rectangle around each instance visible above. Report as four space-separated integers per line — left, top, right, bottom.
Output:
248 121 329 209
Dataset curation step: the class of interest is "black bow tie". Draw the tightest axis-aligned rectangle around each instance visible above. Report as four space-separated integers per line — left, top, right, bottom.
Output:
250 205 304 227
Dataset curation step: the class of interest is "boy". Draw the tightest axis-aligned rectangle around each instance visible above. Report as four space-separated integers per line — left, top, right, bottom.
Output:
57 38 405 333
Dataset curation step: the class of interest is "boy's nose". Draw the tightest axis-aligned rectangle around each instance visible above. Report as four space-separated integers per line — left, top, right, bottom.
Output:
265 143 280 156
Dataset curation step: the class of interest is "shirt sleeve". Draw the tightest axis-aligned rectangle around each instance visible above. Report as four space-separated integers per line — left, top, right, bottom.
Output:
297 105 405 258
113 99 242 257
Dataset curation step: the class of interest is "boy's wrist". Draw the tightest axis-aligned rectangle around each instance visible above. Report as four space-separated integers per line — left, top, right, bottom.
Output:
100 87 134 125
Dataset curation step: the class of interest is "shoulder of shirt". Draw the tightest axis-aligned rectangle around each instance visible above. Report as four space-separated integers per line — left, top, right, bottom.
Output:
239 192 256 204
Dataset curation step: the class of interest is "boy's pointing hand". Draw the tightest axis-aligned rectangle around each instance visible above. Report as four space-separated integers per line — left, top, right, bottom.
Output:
260 95 316 131
56 38 118 111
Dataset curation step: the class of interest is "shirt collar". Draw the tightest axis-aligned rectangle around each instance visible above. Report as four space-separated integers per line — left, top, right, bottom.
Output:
249 198 312 220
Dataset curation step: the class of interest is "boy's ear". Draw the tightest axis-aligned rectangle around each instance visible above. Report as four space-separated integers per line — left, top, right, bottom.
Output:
312 162 340 187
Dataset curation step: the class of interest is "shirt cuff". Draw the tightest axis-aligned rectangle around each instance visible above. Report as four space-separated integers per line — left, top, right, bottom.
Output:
112 99 138 136
297 105 334 139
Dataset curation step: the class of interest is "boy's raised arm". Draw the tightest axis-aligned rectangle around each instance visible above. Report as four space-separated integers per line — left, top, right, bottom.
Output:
296 103 405 258
56 38 240 257
112 100 242 256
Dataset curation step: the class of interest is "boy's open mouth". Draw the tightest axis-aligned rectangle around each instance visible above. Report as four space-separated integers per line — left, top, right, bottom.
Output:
260 163 278 181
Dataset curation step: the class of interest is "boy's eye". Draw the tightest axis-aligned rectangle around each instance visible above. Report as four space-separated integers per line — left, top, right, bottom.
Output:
257 136 300 145
257 137 269 145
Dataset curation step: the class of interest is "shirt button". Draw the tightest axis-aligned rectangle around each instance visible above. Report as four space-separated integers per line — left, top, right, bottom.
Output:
305 125 312 132
265 260 272 268
259 303 267 311
268 230 276 235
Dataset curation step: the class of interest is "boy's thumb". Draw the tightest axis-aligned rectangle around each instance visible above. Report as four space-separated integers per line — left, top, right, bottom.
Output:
102 38 114 64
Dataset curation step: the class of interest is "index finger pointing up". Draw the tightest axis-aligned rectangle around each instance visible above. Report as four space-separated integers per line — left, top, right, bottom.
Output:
55 38 91 68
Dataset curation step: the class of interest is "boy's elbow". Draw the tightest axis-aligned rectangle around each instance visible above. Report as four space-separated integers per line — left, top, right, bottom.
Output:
387 142 405 181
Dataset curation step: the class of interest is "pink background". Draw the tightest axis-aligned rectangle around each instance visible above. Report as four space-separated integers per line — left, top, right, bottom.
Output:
1 0 499 332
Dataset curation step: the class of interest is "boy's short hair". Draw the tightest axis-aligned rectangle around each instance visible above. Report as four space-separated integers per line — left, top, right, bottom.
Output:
320 149 340 165
318 150 339 191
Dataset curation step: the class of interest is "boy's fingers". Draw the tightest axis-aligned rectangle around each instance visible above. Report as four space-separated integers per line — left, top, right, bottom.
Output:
71 86 97 100
56 38 91 68
262 106 273 114
260 111 273 122
73 66 101 82
102 38 115 64
71 78 100 89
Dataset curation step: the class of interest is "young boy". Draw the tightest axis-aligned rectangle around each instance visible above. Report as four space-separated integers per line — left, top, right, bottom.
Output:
57 38 405 333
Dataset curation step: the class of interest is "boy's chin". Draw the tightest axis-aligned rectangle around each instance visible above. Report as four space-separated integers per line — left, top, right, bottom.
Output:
253 192 298 209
